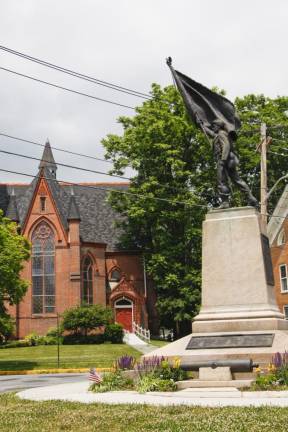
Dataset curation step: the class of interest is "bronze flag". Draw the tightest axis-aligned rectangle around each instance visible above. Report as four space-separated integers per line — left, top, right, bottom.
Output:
166 57 241 136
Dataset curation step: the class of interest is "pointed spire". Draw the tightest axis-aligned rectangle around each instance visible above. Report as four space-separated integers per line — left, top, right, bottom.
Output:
67 195 81 221
39 139 57 178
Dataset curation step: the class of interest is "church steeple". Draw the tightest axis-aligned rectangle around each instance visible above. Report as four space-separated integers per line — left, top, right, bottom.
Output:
39 139 57 178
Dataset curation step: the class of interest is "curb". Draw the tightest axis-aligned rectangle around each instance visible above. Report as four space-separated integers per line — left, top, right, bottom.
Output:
0 368 113 376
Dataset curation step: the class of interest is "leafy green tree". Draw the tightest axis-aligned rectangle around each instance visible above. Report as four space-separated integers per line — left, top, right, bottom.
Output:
235 94 288 212
102 84 288 337
62 305 113 336
0 210 30 340
103 84 208 336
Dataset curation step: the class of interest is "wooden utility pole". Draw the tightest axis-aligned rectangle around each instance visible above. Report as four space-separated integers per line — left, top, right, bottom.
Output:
257 123 272 225
260 123 267 223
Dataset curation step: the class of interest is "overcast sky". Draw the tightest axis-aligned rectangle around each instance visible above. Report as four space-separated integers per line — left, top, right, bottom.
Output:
0 0 287 184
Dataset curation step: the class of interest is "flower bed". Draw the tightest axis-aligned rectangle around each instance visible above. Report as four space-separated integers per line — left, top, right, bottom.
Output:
89 355 188 394
251 352 288 391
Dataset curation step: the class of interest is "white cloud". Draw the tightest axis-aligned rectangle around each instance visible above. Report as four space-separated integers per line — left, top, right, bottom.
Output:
0 0 287 182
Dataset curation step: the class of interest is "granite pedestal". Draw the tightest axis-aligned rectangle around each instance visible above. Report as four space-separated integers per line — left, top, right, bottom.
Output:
145 207 288 379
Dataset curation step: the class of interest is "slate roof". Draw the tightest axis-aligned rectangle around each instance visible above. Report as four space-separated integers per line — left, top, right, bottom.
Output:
0 144 129 250
62 183 127 249
67 194 81 220
0 178 128 251
39 140 57 170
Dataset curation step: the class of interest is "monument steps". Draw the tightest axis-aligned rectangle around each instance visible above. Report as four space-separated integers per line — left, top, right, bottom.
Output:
176 379 254 390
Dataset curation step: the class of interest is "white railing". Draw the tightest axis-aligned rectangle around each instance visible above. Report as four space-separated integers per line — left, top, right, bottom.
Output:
132 321 150 342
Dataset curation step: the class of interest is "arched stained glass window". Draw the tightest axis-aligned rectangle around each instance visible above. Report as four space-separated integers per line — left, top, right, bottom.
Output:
82 256 93 305
32 222 55 314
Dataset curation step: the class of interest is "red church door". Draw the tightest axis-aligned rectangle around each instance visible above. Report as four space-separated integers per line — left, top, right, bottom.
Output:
114 298 133 332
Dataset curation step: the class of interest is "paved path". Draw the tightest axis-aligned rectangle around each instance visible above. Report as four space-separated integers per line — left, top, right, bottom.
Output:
0 373 86 393
17 381 288 407
123 334 158 354
134 344 159 354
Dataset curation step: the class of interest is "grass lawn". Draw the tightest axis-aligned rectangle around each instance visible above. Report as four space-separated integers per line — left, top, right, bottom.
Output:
0 343 141 371
149 339 170 348
1 393 288 432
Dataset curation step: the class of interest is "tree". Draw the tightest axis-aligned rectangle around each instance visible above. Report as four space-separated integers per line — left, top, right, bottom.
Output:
234 94 288 212
0 210 30 341
103 84 208 337
61 305 113 336
102 84 288 337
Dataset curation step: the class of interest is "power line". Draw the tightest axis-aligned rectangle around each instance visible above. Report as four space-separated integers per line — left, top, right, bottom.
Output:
0 148 132 181
0 44 151 100
0 66 135 110
0 132 115 166
0 132 199 196
2 166 286 220
0 148 207 204
0 167 207 209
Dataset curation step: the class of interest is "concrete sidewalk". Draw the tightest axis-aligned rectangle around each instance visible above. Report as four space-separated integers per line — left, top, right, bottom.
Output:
17 381 288 407
0 373 86 393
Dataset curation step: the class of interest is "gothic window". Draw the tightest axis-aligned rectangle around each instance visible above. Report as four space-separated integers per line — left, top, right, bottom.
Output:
277 229 286 246
40 197 46 212
82 256 93 305
110 268 121 282
32 222 55 314
115 298 132 306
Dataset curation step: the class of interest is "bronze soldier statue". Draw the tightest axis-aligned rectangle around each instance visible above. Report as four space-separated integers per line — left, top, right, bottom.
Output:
203 119 258 209
166 58 259 209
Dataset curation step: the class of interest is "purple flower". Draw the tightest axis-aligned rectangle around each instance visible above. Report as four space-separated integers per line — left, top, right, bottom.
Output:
115 355 136 370
135 356 166 377
272 352 282 369
272 351 288 369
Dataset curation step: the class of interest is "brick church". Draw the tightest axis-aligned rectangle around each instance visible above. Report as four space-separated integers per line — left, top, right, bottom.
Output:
0 141 157 338
268 184 288 321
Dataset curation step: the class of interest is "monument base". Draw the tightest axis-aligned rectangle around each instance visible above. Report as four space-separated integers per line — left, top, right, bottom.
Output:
193 317 288 333
145 330 288 367
144 207 288 369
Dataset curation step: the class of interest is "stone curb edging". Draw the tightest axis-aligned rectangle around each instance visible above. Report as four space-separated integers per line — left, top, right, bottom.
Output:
0 368 112 376
17 382 288 407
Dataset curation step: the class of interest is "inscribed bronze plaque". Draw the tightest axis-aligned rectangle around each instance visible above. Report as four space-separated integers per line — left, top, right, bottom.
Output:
261 234 275 286
186 333 274 350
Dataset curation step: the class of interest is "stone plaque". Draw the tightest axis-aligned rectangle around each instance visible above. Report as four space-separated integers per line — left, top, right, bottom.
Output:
186 333 274 350
261 234 275 286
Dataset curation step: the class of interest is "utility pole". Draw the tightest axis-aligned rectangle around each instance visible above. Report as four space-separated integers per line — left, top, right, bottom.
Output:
257 123 272 225
260 123 267 223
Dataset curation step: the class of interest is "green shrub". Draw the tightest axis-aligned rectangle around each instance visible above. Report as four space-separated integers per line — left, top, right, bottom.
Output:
252 373 278 390
0 339 29 349
153 358 188 381
46 327 62 338
104 323 123 343
90 370 134 393
136 374 177 393
24 332 42 346
44 335 63 345
63 334 104 345
62 305 113 336
24 332 63 346
0 314 15 344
